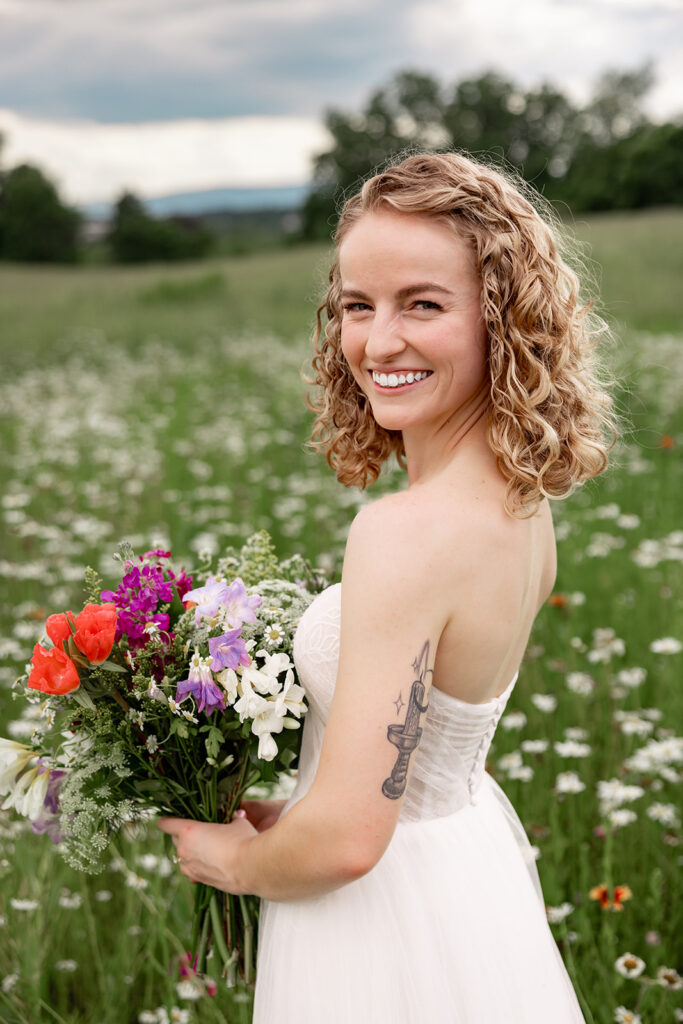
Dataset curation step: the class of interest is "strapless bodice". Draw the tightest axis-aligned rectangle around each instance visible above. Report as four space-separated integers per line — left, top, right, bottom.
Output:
289 583 519 823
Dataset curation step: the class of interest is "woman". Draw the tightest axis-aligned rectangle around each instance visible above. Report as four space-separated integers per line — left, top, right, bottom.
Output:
159 152 614 1021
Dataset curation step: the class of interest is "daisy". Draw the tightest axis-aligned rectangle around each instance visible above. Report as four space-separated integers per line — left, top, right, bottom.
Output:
615 952 646 978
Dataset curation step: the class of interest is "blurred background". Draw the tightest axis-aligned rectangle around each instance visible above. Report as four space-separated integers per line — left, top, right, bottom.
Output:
0 0 682 260
1 3 682 1023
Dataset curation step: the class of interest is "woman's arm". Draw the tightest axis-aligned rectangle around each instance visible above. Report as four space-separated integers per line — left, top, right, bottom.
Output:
162 496 452 900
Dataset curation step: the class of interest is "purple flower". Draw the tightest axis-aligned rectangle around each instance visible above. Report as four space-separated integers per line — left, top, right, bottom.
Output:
31 768 67 844
222 578 261 627
101 553 189 653
209 629 250 672
183 576 230 626
176 652 226 716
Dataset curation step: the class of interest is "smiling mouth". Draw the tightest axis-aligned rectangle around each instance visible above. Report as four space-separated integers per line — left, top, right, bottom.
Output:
371 370 433 390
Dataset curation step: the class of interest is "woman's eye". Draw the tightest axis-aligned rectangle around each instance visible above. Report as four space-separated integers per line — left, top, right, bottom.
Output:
342 302 371 313
414 300 441 310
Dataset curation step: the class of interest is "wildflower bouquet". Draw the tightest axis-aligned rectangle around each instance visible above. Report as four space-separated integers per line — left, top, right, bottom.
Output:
0 531 327 988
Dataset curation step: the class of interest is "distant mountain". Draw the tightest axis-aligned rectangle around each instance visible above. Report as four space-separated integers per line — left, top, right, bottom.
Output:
79 184 311 220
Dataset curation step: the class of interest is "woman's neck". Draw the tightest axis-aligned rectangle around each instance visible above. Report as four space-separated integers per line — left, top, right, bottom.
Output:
403 385 491 487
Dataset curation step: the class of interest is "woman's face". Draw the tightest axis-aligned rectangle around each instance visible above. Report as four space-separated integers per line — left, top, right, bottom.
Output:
338 209 488 436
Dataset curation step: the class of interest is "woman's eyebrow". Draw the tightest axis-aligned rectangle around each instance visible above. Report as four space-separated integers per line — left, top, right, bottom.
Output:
340 282 454 301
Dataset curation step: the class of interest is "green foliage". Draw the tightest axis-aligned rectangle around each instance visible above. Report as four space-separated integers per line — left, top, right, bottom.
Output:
0 163 82 262
301 62 682 239
107 190 215 263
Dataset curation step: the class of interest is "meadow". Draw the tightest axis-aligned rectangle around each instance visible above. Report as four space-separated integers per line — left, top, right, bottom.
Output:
0 208 681 1024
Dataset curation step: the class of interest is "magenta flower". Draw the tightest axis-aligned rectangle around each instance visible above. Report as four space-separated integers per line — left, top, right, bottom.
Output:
183 576 230 626
176 652 226 716
222 578 261 627
101 551 192 653
208 629 250 672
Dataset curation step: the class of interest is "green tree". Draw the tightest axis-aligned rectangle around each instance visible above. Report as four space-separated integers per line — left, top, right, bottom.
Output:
0 163 82 262
107 191 214 262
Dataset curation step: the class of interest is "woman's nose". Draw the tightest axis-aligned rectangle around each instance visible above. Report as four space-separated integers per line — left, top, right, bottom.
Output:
365 310 406 362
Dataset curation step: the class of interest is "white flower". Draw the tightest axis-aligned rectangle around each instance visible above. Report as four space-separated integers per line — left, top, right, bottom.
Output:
618 715 654 737
146 734 159 754
10 898 39 911
146 679 167 703
521 739 549 754
216 667 240 704
566 672 595 695
530 694 557 713
555 771 586 794
182 710 198 724
167 698 183 716
262 622 286 648
597 778 645 815
508 764 533 781
617 667 647 688
95 890 112 902
554 740 592 758
278 670 307 720
58 889 82 909
649 637 681 654
176 978 203 1001
646 802 680 827
587 628 625 663
613 1007 641 1024
568 592 586 605
608 809 638 828
498 751 523 771
564 726 588 740
656 965 682 990
616 514 640 529
125 872 149 890
1 973 18 993
500 710 526 731
55 959 78 972
170 1009 191 1023
614 952 646 978
546 902 574 923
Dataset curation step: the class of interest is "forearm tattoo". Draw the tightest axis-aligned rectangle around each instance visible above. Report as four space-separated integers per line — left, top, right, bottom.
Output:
381 641 432 800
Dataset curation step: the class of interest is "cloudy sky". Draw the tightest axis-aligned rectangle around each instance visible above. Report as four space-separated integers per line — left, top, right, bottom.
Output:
0 0 681 206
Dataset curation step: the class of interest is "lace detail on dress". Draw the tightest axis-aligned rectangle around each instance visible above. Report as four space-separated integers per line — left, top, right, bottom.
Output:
291 583 519 824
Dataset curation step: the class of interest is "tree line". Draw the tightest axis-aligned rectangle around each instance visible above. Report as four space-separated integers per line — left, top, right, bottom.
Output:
301 63 683 239
0 147 213 264
0 63 680 261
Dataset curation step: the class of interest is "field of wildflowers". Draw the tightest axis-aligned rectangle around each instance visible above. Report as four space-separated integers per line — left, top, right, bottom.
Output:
0 210 681 1023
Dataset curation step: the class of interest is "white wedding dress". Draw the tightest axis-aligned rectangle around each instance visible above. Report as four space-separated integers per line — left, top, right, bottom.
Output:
252 583 587 1023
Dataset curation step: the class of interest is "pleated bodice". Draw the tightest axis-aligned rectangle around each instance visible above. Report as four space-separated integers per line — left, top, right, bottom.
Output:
291 583 518 823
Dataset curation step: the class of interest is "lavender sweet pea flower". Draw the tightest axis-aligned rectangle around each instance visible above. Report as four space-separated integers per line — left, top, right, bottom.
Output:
31 767 67 844
176 651 226 716
183 576 230 626
209 629 250 672
222 578 261 627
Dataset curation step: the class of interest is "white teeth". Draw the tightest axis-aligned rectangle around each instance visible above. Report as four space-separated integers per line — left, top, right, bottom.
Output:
372 370 431 388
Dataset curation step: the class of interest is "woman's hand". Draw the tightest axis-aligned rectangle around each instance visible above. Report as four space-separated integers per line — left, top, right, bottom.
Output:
239 798 287 833
157 814 258 895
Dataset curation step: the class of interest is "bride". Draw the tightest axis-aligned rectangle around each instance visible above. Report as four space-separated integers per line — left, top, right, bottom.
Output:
160 151 614 1021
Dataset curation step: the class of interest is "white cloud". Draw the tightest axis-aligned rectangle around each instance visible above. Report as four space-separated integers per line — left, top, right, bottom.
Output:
0 110 332 204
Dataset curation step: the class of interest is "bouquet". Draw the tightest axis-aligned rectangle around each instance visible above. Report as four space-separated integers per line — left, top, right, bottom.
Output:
0 531 328 988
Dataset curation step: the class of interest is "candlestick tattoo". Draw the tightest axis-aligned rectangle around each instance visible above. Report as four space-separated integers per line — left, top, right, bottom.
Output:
381 641 432 800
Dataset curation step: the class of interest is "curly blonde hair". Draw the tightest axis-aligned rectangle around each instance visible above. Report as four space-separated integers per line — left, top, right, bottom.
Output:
308 151 616 517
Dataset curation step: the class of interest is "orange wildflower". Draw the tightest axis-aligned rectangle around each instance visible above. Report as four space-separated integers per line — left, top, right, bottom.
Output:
549 594 567 607
589 883 632 910
660 435 674 449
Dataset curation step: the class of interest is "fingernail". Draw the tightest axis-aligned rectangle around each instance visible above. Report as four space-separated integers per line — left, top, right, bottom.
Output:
234 809 247 818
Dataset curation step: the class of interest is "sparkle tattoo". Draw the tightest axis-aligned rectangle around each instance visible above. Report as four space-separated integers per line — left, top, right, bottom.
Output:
381 641 432 800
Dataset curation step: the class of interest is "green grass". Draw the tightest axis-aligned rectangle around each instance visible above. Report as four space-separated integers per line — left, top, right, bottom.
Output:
0 210 681 1023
